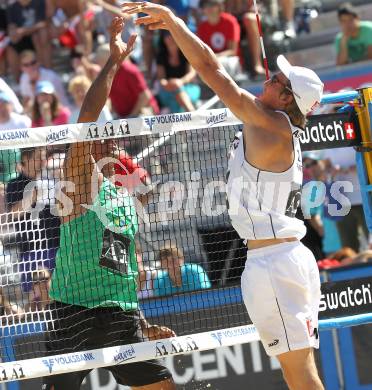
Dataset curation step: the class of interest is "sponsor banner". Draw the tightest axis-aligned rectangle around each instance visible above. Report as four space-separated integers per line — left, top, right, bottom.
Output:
0 363 26 382
210 325 258 346
0 108 362 152
0 129 29 142
113 345 136 364
0 109 239 151
155 337 199 357
46 127 70 145
299 112 361 151
0 325 257 383
41 352 95 374
84 120 130 141
319 276 372 319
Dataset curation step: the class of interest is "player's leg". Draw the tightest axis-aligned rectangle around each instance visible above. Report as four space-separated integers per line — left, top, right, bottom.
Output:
41 370 90 390
41 303 93 390
241 242 324 389
277 348 324 390
108 310 175 389
109 353 175 390
132 378 176 390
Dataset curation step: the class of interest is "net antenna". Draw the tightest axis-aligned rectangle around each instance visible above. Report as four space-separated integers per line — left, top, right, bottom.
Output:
252 0 270 80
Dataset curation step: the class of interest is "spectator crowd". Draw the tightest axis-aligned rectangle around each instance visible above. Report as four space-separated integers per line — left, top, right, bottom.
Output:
0 0 371 323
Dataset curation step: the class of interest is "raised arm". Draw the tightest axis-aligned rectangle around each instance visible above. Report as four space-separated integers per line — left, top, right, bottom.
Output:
123 2 276 129
64 17 136 215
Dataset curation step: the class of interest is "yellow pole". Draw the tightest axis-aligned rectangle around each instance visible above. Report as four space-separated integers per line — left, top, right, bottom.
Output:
355 87 372 184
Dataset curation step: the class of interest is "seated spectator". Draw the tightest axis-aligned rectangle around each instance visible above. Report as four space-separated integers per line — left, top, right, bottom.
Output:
0 91 31 183
32 81 70 127
335 3 372 66
197 0 241 76
94 1 143 65
0 5 8 76
329 247 372 266
70 47 100 81
156 31 200 113
6 0 51 81
93 43 159 118
68 75 112 123
19 50 69 112
280 0 296 39
138 244 211 297
0 77 23 114
242 8 266 78
6 147 60 296
299 153 325 260
323 147 368 252
224 0 266 78
47 0 94 55
0 229 25 324
27 267 51 312
0 287 26 324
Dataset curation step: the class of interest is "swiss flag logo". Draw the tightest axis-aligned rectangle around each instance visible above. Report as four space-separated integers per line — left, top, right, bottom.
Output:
344 122 355 139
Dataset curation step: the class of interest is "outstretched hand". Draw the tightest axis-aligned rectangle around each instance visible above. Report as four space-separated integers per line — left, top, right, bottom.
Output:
121 2 172 30
142 324 176 340
109 16 137 63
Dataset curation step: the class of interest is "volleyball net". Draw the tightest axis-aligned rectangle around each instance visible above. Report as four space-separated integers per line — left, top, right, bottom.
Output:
0 98 372 382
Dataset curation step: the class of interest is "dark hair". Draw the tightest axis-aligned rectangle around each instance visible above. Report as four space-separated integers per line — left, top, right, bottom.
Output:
158 30 180 58
338 3 359 19
32 93 60 124
280 82 307 129
285 98 307 129
159 245 184 261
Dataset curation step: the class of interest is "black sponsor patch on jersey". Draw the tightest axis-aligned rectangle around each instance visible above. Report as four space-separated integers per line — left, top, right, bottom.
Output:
285 185 302 218
99 229 131 275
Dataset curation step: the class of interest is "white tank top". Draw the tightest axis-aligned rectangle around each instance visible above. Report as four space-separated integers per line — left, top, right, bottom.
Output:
226 111 306 241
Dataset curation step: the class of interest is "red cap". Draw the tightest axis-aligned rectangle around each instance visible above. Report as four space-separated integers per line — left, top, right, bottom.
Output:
114 151 149 189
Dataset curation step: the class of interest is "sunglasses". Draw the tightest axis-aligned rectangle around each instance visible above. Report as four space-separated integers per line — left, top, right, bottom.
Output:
270 74 301 99
22 60 37 68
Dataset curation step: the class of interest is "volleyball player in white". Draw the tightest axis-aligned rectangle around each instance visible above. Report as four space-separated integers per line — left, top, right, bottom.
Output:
124 2 325 389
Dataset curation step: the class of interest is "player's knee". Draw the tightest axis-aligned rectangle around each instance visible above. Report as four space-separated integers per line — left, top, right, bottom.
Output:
41 384 54 390
290 369 322 390
300 375 322 390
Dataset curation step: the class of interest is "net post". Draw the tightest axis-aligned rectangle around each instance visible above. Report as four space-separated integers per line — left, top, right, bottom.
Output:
355 87 372 231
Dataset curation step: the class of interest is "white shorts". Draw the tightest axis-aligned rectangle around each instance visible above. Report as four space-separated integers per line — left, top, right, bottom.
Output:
241 241 321 357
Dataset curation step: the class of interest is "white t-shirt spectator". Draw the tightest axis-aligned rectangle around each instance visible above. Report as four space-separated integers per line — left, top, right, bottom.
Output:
0 77 23 114
324 147 362 206
0 113 31 182
19 67 69 107
69 105 112 124
0 112 31 131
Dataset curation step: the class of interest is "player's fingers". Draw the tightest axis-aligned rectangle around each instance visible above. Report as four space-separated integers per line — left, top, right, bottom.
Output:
135 16 156 25
122 2 147 14
121 1 146 6
127 33 138 52
148 21 167 30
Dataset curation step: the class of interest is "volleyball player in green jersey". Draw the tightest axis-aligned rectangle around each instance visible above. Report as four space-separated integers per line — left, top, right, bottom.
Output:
42 18 176 390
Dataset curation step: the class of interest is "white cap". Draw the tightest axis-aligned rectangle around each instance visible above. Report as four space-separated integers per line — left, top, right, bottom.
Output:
277 55 324 116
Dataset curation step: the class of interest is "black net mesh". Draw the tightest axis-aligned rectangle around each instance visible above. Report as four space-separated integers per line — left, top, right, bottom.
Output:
0 123 250 365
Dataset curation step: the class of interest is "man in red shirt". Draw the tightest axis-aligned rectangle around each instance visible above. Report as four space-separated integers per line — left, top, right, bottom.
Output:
197 0 240 57
93 43 159 118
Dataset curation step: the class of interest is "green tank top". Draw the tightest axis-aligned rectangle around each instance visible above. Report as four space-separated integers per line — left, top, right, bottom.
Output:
49 179 139 311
